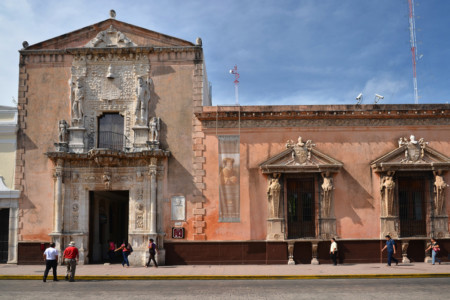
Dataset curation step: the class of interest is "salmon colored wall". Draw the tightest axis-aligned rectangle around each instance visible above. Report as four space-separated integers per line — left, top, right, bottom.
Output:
200 125 450 241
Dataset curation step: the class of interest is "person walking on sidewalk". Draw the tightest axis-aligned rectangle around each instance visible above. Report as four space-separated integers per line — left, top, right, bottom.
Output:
330 238 338 266
43 242 58 282
381 235 398 266
146 238 158 268
425 238 441 265
115 240 132 267
63 241 79 282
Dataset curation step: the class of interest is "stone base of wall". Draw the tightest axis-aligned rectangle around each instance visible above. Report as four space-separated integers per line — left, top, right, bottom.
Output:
18 242 50 265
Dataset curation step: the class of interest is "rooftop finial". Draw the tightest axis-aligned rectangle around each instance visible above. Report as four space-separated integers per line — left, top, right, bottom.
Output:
110 9 116 19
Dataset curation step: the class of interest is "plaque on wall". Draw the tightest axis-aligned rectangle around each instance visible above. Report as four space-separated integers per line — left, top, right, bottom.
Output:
172 227 185 239
171 196 186 221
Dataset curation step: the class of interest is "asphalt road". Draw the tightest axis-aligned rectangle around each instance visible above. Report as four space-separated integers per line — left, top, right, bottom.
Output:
0 278 449 299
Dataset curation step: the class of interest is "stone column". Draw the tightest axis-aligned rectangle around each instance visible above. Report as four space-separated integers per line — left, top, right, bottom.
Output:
53 159 64 233
149 160 157 234
311 241 319 265
7 207 19 264
401 240 410 263
287 241 295 265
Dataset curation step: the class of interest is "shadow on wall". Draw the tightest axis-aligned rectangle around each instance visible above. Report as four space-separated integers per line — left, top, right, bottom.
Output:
249 168 267 239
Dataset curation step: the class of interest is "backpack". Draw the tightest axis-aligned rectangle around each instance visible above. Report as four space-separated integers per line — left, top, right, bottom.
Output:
127 244 133 254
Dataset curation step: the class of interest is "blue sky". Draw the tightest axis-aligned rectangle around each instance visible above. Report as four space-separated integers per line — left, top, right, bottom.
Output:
1 0 449 107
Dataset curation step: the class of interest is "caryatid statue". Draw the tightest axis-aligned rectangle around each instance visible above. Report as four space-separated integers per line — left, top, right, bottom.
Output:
434 171 449 215
321 172 334 217
149 117 160 143
58 120 68 143
135 76 152 126
380 171 395 216
69 78 84 125
267 173 281 218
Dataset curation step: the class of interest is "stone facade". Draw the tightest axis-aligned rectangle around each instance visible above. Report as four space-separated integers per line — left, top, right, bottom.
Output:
13 16 450 265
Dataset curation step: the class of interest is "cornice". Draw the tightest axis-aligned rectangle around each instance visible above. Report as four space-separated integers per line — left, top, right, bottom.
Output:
19 46 202 56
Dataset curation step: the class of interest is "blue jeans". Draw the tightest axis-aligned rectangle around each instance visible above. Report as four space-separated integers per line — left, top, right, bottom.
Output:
122 252 130 266
387 251 398 266
432 250 441 265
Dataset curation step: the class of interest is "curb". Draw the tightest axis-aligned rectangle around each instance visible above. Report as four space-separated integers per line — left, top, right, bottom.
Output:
1 273 450 280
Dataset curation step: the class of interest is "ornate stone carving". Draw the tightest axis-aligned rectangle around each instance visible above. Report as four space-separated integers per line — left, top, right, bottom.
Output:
85 25 136 48
380 171 395 216
149 117 160 143
135 76 152 126
401 240 410 263
321 172 334 218
398 135 428 163
102 172 111 190
69 77 84 126
433 170 448 216
267 173 281 218
286 137 315 165
135 213 144 229
58 120 69 143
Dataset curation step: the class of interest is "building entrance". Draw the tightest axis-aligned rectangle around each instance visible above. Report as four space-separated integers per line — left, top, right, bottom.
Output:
287 178 315 239
398 177 427 237
88 191 129 263
0 209 9 263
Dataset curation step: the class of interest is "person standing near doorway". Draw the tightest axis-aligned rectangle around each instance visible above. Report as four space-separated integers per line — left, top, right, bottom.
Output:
43 242 58 282
425 238 441 265
146 238 158 268
330 238 338 266
381 235 399 266
115 240 132 267
63 241 79 282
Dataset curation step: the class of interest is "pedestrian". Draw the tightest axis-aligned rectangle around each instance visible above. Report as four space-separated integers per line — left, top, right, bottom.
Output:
115 240 132 267
425 238 441 265
43 242 58 282
330 238 338 266
63 241 79 282
381 235 399 266
146 238 158 268
107 240 116 262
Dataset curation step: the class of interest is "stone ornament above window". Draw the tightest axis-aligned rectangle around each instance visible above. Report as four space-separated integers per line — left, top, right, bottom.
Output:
84 25 136 48
398 135 428 163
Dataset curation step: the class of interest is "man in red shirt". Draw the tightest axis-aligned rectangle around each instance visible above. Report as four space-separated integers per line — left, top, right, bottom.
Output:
63 241 79 282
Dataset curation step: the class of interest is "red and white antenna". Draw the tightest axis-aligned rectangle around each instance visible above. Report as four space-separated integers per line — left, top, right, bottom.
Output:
229 65 240 105
408 0 419 104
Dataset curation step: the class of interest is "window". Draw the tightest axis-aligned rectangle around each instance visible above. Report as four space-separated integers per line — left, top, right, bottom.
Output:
97 113 124 150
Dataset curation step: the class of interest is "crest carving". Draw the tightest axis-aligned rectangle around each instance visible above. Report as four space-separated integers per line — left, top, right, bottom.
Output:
398 135 428 163
286 137 315 165
85 25 136 48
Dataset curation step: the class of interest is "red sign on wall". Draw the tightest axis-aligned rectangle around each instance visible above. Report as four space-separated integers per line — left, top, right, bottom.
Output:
172 227 185 239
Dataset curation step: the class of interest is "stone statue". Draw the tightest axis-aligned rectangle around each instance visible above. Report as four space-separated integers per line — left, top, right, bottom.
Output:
135 76 152 126
149 117 160 142
267 173 281 218
433 171 448 215
70 77 84 125
399 135 428 163
321 172 334 217
102 173 111 190
58 120 68 143
380 171 395 216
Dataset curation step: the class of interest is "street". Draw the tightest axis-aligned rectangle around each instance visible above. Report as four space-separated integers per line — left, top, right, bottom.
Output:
0 278 449 299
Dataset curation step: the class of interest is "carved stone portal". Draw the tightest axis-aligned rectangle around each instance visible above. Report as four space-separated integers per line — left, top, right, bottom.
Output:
84 25 136 48
267 173 281 218
433 170 448 216
380 171 395 217
286 137 315 165
398 135 428 163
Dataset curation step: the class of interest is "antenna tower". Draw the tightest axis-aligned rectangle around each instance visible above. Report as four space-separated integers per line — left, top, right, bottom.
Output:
230 65 240 105
408 0 419 104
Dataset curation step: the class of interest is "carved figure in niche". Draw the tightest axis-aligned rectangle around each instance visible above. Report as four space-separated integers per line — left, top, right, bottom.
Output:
69 77 84 124
321 172 334 217
58 120 68 143
433 170 449 215
102 173 111 190
286 136 315 164
398 135 428 163
267 173 281 218
220 158 238 185
149 117 160 142
135 76 152 126
380 171 395 216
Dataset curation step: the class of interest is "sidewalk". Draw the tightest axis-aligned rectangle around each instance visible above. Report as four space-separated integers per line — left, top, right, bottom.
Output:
1 262 450 280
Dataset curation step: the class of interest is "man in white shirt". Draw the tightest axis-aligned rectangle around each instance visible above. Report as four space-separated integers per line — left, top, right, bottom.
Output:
43 242 58 282
330 238 338 266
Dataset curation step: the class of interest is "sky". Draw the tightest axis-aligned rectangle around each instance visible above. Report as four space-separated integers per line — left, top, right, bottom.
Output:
1 0 450 107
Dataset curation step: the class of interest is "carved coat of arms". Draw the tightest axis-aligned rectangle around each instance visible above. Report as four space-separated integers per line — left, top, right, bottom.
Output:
286 137 315 165
398 135 428 163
